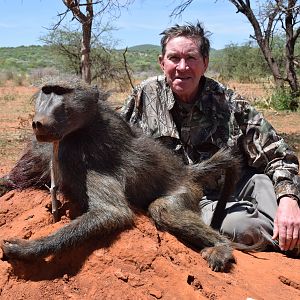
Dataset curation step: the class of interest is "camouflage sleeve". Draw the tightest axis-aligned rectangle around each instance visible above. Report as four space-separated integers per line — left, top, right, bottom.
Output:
119 85 142 125
233 96 300 202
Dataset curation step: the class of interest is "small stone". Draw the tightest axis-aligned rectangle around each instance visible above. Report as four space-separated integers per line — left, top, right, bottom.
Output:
63 274 69 282
23 231 32 239
149 288 162 299
2 192 14 201
115 269 128 282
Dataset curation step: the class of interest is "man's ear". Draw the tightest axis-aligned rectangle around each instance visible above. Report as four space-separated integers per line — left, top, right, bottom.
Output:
158 55 165 71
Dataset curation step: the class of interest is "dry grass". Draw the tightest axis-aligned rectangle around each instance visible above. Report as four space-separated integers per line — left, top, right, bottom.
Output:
0 83 37 166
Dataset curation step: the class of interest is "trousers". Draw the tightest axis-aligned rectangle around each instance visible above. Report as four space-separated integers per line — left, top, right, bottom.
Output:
199 172 279 249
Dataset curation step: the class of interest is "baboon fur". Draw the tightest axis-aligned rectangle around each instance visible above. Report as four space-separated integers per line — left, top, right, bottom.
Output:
1 78 247 272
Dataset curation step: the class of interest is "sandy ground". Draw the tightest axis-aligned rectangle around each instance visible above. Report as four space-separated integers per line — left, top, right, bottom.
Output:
0 83 300 300
0 188 300 300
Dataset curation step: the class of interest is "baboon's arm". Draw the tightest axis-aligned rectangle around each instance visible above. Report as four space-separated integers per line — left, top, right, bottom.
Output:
2 172 134 260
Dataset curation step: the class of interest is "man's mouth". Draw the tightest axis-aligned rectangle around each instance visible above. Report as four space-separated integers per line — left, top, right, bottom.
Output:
174 77 191 81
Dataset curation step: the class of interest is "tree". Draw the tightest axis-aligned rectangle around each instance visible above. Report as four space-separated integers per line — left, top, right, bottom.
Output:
56 0 133 84
210 42 268 82
42 28 82 75
42 25 131 90
171 0 300 110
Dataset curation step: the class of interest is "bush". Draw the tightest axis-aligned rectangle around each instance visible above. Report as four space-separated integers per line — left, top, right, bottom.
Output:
270 88 296 111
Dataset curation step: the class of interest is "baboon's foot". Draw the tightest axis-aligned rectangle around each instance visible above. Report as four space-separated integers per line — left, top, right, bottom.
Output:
1 239 32 260
201 244 236 272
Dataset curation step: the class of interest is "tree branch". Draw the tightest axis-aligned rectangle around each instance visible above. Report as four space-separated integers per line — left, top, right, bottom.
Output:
122 47 134 89
170 0 195 17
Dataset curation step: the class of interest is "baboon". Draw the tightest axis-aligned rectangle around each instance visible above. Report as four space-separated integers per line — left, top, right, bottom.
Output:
1 77 252 272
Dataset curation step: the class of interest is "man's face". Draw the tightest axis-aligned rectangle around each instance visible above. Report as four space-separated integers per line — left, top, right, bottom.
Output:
159 36 208 103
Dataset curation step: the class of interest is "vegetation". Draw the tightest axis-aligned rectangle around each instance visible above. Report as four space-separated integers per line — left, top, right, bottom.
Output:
0 46 58 74
120 44 161 79
209 42 268 82
0 44 161 84
41 27 132 90
56 1 134 84
1 41 300 111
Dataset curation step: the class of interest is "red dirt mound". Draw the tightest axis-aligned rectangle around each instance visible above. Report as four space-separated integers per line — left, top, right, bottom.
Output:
0 188 300 300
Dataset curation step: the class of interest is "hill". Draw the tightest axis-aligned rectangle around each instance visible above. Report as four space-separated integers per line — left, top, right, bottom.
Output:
0 44 162 76
0 44 222 79
126 44 161 52
0 45 59 73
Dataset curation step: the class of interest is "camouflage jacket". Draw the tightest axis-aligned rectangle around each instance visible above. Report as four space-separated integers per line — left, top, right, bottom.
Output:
120 75 300 202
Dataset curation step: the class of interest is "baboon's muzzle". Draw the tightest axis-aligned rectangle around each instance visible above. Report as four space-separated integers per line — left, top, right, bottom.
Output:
32 114 61 142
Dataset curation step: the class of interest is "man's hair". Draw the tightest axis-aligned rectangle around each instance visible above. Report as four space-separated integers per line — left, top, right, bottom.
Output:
160 21 210 58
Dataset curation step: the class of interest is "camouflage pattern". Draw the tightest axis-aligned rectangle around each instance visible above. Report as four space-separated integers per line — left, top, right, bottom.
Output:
121 75 300 202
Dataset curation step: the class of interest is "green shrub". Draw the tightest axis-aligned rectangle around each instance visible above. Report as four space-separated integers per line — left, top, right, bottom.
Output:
270 88 295 111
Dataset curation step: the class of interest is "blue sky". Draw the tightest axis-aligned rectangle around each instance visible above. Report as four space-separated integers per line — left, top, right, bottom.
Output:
0 0 254 49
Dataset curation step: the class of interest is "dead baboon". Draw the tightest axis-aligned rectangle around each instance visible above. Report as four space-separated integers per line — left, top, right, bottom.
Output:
1 77 253 272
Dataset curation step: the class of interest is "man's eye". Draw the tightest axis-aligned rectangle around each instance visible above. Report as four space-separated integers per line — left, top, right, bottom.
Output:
169 56 179 63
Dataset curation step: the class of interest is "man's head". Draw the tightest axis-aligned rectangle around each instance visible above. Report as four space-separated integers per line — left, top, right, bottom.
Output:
160 21 210 59
159 22 210 103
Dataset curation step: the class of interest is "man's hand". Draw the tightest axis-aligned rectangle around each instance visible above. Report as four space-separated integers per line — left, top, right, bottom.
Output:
272 196 300 251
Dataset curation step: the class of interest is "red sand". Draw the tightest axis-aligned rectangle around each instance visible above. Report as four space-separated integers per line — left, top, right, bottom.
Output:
0 188 299 300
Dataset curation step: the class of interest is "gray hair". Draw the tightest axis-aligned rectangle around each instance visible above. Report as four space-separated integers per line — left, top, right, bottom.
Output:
160 21 211 58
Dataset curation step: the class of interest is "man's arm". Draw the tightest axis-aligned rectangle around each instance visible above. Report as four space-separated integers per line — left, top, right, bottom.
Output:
232 96 300 251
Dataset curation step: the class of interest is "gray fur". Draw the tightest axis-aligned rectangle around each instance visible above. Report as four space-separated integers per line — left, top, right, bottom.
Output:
2 79 242 272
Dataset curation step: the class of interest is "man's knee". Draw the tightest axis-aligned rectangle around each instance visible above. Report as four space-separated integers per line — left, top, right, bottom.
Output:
250 174 274 188
236 173 277 220
221 212 273 247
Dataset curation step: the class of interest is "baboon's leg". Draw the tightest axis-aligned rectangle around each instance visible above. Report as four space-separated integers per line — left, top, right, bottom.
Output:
2 172 134 260
5 140 52 190
148 192 235 272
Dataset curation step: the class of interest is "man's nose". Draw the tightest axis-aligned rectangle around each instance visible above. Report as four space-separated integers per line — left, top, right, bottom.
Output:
177 58 187 70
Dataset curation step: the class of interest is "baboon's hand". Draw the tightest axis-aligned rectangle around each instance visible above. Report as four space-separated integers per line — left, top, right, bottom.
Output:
1 239 30 260
201 244 236 272
0 177 14 197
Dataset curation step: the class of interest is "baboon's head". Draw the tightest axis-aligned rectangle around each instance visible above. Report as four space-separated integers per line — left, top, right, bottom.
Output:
32 78 100 142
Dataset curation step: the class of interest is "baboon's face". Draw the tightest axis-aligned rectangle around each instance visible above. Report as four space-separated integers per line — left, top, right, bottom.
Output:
32 85 99 142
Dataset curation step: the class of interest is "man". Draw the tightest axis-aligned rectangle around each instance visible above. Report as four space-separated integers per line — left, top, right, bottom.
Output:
121 22 300 254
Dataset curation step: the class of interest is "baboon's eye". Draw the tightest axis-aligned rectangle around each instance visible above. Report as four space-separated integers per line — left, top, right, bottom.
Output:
42 85 73 95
